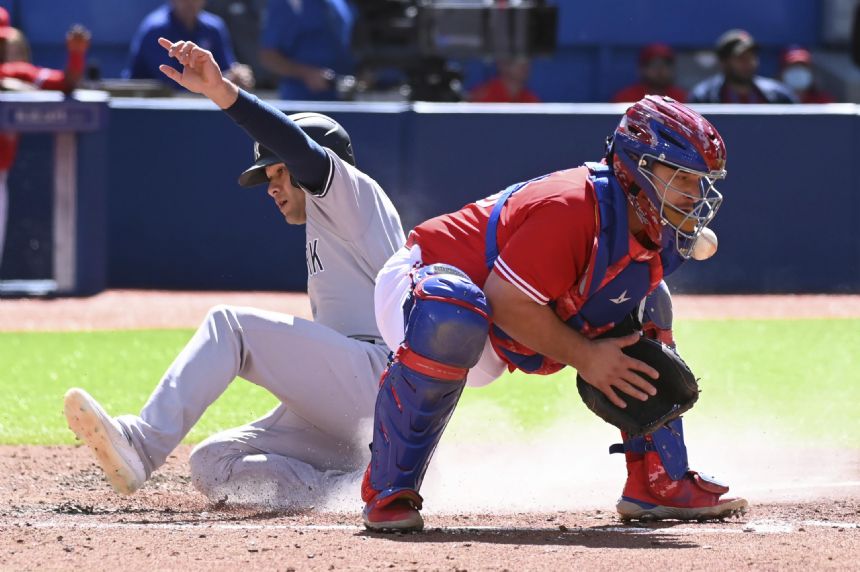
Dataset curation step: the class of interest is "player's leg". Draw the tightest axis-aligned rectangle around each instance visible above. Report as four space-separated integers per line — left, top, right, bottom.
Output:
612 281 747 521
188 404 363 508
374 246 506 389
363 257 492 532
65 305 387 495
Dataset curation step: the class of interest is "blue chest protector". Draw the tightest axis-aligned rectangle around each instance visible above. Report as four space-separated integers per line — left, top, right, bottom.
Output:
485 163 685 373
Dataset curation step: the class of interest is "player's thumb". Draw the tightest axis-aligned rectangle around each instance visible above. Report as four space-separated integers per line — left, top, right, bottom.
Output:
159 64 181 84
614 332 641 348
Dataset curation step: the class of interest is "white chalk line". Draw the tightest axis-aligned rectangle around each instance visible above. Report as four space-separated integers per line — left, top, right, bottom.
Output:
740 480 860 492
17 519 859 536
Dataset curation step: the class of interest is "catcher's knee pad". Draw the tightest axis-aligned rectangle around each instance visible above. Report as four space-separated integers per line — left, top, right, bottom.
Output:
612 418 689 480
403 264 490 369
365 264 490 503
639 281 675 346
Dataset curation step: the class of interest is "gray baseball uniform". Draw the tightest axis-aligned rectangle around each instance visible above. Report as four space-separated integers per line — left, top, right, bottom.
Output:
118 150 405 508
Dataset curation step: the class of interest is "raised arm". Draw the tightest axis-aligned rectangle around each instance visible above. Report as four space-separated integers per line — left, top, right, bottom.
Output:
157 37 329 190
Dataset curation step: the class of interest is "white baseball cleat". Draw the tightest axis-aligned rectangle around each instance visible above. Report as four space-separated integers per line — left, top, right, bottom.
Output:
63 388 146 495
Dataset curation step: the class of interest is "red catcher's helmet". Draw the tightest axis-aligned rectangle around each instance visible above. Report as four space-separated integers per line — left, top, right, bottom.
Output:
609 95 727 258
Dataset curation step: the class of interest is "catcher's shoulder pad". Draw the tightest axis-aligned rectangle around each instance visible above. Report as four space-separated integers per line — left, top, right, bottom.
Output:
576 336 699 436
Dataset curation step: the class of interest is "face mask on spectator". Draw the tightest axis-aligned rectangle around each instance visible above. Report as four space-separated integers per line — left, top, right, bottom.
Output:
783 65 813 92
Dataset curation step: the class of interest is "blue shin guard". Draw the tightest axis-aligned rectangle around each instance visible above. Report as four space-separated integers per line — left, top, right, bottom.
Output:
365 265 490 504
368 361 467 500
611 417 689 480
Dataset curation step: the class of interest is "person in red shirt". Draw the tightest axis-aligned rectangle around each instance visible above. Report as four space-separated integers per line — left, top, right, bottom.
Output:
469 58 540 103
362 96 747 531
780 47 835 104
612 43 686 103
0 21 89 271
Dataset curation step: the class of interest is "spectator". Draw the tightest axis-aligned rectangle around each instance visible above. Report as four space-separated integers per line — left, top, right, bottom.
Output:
206 0 275 89
612 44 686 103
689 29 796 104
780 47 835 103
0 25 29 67
125 0 254 90
469 58 540 103
0 21 90 272
260 0 354 101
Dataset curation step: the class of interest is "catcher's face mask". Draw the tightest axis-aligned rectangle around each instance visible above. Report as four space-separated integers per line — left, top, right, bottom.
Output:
638 156 724 259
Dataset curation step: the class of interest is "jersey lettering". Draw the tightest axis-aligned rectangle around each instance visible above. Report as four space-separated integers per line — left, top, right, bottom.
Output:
306 239 325 276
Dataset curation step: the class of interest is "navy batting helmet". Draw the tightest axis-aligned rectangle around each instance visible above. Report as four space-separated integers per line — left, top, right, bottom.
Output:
238 112 355 187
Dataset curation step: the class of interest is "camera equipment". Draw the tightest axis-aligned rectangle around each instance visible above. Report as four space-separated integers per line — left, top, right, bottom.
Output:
350 1 558 101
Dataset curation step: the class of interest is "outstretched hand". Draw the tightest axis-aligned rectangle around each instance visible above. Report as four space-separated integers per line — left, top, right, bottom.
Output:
157 37 224 95
157 37 238 108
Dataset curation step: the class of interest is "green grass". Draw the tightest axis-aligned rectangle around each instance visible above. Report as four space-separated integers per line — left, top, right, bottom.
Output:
1 320 857 445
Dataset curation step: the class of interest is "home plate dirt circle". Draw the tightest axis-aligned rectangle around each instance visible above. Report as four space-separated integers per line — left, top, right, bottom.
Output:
2 292 859 570
3 444 859 570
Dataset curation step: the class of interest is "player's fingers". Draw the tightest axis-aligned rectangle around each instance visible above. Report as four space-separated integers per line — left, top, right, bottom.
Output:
616 377 651 401
168 40 187 60
157 37 174 52
614 332 642 348
184 48 199 69
627 356 659 381
601 385 627 409
188 47 209 69
159 64 182 84
178 42 196 62
166 40 181 58
623 366 657 394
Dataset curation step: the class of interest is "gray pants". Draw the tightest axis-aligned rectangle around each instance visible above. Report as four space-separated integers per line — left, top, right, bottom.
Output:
118 305 389 507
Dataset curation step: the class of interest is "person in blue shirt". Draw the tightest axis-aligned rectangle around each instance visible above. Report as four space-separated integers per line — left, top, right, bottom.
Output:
125 0 254 90
688 29 796 104
260 0 354 101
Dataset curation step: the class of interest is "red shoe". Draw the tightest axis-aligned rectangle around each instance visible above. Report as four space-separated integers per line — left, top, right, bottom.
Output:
362 491 424 532
617 449 748 522
361 465 424 532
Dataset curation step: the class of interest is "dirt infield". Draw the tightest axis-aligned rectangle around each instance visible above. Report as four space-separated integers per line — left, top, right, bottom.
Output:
1 290 860 332
2 445 858 571
2 291 859 570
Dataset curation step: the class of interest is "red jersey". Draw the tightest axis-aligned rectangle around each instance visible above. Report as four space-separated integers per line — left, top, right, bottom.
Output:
612 84 687 103
0 61 67 91
799 88 835 104
0 62 77 170
470 78 541 103
409 167 598 306
0 133 17 171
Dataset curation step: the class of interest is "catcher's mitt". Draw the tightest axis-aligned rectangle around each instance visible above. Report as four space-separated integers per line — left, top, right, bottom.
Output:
576 336 699 436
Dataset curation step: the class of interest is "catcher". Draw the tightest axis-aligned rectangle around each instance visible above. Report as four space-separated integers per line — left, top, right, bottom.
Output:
362 96 749 531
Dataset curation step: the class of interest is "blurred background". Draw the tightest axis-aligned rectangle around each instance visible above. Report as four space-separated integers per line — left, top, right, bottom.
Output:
0 0 859 296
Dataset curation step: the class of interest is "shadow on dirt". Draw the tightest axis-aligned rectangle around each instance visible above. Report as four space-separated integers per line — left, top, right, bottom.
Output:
358 525 701 549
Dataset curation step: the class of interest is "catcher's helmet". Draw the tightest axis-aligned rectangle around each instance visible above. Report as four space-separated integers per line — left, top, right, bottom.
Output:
608 95 726 258
238 112 355 187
